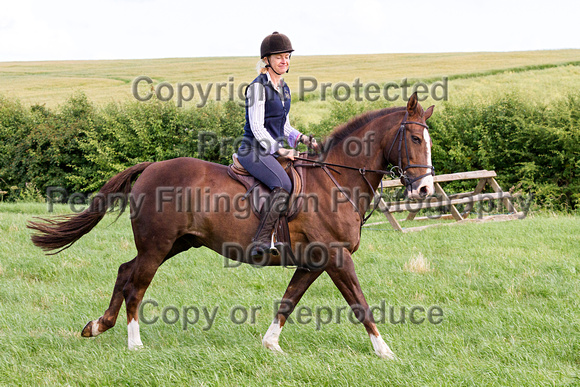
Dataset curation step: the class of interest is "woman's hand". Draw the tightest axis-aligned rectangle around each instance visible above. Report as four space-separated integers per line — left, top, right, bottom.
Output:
277 148 297 160
300 134 320 152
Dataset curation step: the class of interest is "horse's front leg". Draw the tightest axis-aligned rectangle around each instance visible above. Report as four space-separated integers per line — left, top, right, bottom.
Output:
326 248 395 359
263 267 323 352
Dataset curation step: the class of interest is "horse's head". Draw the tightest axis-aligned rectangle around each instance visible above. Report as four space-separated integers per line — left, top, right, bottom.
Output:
386 92 435 199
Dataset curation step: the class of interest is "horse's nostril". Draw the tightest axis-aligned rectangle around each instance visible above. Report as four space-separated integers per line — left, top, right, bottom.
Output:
419 186 428 198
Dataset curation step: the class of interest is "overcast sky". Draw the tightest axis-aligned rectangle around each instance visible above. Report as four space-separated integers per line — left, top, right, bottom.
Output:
1 0 578 62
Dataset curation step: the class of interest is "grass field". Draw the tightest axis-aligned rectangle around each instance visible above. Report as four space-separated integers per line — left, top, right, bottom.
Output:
1 50 579 385
0 203 578 385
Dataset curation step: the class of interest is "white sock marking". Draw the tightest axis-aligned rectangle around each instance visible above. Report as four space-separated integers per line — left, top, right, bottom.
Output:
370 333 395 359
127 319 144 350
91 320 100 337
262 319 284 352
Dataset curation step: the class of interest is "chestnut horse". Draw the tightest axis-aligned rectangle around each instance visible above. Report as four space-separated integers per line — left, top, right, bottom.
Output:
28 93 434 359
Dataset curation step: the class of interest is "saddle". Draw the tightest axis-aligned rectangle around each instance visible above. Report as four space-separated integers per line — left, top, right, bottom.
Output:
227 153 306 249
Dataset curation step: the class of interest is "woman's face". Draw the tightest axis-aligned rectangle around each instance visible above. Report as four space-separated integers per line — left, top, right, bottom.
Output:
267 53 290 74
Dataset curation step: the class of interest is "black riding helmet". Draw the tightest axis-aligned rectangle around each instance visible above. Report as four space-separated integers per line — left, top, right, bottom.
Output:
260 31 294 58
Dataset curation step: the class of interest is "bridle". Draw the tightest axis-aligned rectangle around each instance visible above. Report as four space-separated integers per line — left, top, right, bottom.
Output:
386 111 435 188
294 112 435 225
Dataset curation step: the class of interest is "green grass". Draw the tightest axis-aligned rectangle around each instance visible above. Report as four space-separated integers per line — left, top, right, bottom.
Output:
2 49 579 385
1 203 578 385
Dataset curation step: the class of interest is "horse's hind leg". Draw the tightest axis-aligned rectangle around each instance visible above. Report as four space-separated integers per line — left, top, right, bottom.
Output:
326 248 395 359
81 258 136 338
263 268 323 352
122 247 169 350
81 235 194 346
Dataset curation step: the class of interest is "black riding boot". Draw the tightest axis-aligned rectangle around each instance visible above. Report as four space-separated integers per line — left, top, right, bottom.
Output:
250 187 290 259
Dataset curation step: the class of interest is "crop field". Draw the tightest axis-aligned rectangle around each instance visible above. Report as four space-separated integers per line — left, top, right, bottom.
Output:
0 203 578 385
1 50 580 125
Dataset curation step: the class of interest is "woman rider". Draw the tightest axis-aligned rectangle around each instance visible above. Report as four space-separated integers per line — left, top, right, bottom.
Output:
237 31 317 259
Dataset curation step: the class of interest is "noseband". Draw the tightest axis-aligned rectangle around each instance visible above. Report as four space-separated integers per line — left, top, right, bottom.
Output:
386 112 435 189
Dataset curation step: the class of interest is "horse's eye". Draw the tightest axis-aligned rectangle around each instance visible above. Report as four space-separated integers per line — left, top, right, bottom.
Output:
411 136 421 144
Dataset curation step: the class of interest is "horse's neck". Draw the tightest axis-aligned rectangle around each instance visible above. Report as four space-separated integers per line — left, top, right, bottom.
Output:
324 114 399 193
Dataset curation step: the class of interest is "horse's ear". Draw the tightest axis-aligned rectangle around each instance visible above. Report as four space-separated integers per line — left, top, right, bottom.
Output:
424 105 435 120
407 92 418 113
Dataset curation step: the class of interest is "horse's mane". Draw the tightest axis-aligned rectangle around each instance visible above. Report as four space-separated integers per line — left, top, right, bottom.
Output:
322 106 406 150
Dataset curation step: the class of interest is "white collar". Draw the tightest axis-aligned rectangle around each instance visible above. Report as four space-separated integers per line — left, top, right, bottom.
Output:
265 71 284 91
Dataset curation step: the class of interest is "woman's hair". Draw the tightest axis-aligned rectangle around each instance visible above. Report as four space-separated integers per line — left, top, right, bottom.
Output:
256 58 268 74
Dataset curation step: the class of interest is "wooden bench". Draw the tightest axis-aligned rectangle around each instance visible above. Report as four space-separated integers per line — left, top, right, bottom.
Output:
368 170 521 232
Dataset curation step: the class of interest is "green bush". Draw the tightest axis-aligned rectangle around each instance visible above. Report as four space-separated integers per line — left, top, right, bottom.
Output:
0 93 245 194
0 92 577 210
301 94 579 210
0 93 89 194
428 93 580 210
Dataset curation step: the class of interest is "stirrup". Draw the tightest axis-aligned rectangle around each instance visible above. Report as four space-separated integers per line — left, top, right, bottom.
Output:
250 244 280 259
251 232 282 259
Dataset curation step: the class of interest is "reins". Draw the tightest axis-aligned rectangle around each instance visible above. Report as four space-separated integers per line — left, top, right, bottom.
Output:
294 156 386 225
294 112 435 225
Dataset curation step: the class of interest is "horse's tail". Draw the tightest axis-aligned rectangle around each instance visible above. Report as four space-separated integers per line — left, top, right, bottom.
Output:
28 162 154 254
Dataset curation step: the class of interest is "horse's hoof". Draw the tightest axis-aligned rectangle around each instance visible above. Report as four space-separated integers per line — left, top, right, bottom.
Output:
128 343 144 351
81 319 103 337
375 348 396 360
262 340 284 353
262 337 284 353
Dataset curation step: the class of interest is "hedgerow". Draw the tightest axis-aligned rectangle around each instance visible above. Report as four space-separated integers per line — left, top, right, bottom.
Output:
0 92 577 209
